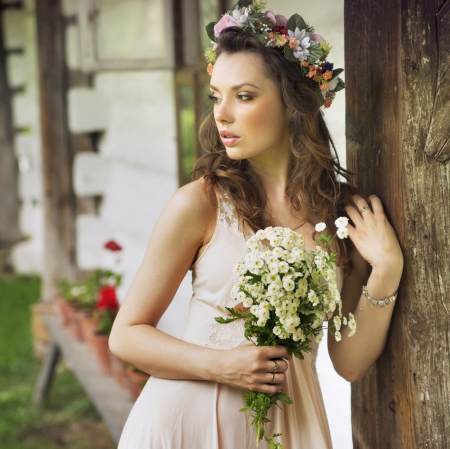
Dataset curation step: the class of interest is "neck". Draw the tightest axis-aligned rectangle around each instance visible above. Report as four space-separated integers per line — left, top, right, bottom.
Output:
249 150 290 203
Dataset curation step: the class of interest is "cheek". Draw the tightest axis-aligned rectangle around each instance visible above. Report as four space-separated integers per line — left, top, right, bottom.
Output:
243 101 286 140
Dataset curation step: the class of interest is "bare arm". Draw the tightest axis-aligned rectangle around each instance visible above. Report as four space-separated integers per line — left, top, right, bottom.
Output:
328 194 404 382
109 180 289 394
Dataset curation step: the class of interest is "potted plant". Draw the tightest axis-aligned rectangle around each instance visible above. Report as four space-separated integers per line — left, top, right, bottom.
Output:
88 284 119 376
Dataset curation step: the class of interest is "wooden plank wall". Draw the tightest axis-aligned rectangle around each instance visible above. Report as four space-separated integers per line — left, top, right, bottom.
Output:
345 0 450 447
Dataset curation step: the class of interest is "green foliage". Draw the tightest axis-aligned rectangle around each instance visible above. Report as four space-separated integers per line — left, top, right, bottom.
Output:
283 45 298 63
286 14 308 33
240 391 293 447
0 275 114 448
93 309 117 335
306 41 324 63
333 78 346 92
57 269 122 310
205 22 216 42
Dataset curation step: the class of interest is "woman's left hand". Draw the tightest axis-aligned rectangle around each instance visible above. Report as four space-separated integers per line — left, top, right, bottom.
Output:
345 194 403 276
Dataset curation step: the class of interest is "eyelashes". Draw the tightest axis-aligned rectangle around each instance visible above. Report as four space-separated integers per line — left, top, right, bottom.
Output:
208 94 253 103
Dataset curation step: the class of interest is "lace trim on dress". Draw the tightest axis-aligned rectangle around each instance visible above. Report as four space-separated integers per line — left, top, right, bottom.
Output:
205 315 247 350
217 189 240 236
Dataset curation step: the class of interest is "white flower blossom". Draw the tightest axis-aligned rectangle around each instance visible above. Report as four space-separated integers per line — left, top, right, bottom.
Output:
337 227 349 239
278 261 290 273
315 222 327 232
335 217 349 228
256 229 266 240
287 27 311 60
243 298 253 308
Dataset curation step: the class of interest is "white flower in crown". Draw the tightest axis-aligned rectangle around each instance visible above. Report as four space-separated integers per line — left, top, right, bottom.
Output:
287 27 311 61
232 7 250 27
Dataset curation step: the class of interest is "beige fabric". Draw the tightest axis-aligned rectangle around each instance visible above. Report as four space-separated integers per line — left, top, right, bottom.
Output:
118 189 342 449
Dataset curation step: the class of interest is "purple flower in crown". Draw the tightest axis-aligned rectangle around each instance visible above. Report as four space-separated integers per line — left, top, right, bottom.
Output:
309 33 324 43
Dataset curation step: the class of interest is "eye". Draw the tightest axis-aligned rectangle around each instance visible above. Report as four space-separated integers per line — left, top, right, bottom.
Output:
237 94 252 101
208 94 220 103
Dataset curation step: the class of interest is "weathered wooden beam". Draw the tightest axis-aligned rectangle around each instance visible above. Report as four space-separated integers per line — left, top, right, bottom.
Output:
32 341 61 408
345 0 450 447
36 0 78 301
0 8 22 250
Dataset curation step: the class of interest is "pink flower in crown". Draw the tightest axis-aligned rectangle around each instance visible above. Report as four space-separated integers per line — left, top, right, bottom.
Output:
309 33 324 43
265 11 287 27
214 14 237 37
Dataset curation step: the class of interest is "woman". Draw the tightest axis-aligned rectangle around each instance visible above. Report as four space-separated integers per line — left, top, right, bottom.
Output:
110 11 403 449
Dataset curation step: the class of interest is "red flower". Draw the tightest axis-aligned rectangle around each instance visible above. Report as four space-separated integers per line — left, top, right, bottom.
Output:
97 285 119 310
104 240 122 251
273 26 287 35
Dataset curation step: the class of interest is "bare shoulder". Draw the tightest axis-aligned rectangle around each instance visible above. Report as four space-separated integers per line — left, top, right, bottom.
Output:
156 178 217 248
169 178 217 226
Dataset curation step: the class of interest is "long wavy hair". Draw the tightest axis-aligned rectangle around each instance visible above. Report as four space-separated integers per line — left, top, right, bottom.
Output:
192 27 354 270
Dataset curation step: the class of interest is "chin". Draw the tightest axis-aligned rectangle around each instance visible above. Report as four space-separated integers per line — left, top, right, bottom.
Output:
225 147 247 161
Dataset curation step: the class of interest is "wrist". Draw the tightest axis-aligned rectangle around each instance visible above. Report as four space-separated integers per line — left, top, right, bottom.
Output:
366 268 402 300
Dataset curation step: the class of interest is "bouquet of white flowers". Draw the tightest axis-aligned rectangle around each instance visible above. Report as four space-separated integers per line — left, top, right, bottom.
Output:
215 219 356 448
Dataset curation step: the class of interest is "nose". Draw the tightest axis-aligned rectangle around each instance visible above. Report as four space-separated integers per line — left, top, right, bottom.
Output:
214 97 234 124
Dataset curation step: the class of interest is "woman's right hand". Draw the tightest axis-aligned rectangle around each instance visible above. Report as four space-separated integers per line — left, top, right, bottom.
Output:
215 345 290 394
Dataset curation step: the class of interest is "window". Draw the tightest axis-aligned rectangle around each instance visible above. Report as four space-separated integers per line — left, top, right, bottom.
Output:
173 0 228 185
77 0 174 71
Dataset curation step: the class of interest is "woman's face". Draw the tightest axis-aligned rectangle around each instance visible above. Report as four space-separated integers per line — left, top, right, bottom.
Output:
209 52 291 163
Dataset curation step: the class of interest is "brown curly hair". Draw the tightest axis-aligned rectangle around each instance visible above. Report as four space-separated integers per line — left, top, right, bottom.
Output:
192 27 354 271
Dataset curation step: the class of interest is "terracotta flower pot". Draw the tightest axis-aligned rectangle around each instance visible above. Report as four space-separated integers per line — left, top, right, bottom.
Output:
78 311 99 350
88 332 112 376
67 303 84 342
108 352 128 388
53 295 70 327
125 367 150 400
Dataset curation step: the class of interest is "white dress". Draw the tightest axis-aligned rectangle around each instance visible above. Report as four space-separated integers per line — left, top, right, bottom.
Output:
118 190 342 448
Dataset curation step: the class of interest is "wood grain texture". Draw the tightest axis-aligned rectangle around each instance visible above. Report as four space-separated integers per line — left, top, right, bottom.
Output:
36 0 78 301
345 0 450 447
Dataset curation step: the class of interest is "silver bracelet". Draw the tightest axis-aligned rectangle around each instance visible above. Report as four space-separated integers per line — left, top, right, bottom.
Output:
362 285 398 307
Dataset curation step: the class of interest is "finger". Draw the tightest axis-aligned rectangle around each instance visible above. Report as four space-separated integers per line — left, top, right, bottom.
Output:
262 345 289 359
265 358 288 373
352 195 370 212
368 195 384 214
256 383 284 395
345 204 363 227
266 372 284 385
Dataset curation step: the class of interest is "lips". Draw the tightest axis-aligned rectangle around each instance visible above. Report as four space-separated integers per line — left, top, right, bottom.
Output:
219 130 241 147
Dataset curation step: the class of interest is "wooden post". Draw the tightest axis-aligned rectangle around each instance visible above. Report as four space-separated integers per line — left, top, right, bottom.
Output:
345 0 450 447
0 8 22 254
36 0 78 301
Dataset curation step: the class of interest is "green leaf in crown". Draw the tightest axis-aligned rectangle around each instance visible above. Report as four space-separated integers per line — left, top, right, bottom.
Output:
306 41 324 63
206 22 216 42
283 45 299 63
286 14 308 34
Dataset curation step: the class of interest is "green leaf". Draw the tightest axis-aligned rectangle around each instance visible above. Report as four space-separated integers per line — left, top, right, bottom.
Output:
277 391 294 405
215 316 239 324
283 45 298 63
306 41 323 63
205 22 216 42
286 14 308 33
331 68 344 78
234 0 252 8
332 77 346 92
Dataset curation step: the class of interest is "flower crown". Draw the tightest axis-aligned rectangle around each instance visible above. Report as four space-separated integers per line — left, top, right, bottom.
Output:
204 0 345 108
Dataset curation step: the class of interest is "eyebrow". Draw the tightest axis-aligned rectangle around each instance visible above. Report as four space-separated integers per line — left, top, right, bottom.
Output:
209 83 261 92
